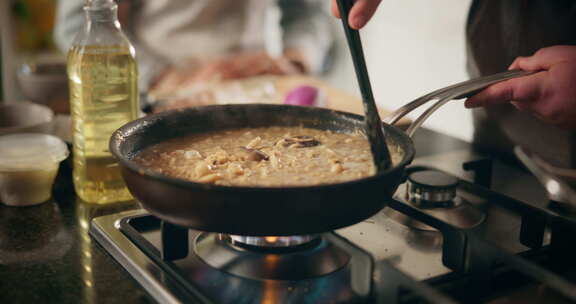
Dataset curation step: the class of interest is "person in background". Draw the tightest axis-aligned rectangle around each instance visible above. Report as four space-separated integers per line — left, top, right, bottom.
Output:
333 0 576 168
54 0 334 95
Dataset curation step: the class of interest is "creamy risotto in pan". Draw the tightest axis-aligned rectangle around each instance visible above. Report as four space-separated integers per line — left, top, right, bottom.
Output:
134 127 402 187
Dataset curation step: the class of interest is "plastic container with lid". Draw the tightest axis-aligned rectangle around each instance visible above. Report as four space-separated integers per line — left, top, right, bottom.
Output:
0 133 69 206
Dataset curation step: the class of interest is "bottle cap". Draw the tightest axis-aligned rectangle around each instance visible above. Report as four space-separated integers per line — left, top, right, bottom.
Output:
0 133 69 171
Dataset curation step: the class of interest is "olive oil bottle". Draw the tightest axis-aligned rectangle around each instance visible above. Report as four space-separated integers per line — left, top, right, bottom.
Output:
67 0 138 203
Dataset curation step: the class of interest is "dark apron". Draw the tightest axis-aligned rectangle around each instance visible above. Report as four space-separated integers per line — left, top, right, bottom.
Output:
466 0 576 167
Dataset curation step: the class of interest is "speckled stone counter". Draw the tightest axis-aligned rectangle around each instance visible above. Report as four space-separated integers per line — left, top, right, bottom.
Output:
0 129 469 304
0 151 152 304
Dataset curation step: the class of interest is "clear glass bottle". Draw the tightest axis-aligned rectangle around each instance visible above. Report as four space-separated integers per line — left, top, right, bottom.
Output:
67 0 138 204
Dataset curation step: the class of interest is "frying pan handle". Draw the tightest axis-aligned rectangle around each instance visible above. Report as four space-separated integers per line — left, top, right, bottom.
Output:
383 70 535 137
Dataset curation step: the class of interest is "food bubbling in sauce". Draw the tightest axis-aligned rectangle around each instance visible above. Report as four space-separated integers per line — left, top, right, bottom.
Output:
134 127 402 187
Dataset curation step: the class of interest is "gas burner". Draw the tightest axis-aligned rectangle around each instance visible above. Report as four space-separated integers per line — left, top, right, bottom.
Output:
91 212 373 303
408 170 459 206
386 168 485 231
227 234 319 248
197 233 349 280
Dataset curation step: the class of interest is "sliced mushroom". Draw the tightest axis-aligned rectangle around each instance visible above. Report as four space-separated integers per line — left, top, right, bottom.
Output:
277 135 321 148
245 136 262 149
206 150 229 165
331 163 345 173
183 149 202 159
238 147 269 161
195 163 212 177
198 173 223 183
227 163 245 176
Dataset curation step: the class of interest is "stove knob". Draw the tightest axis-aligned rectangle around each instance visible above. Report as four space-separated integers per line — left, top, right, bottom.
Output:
407 170 458 205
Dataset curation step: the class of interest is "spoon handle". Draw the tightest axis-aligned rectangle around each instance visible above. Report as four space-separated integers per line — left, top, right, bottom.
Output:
336 0 392 171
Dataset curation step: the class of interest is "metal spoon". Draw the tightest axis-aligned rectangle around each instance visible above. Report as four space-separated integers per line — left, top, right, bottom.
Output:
336 0 393 172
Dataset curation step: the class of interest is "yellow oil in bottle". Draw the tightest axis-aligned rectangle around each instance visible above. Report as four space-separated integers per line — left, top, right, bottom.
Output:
68 45 138 204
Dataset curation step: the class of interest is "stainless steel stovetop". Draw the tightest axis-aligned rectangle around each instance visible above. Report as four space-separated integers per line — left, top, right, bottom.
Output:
90 151 576 303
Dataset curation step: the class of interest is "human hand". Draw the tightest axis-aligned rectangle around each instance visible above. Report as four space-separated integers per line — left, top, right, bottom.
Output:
465 45 576 129
331 0 382 29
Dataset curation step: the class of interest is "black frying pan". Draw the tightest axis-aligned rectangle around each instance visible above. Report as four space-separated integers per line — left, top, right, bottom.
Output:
110 69 531 236
110 104 414 236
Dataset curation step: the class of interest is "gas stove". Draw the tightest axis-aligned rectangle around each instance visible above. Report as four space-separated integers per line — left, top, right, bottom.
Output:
90 151 576 303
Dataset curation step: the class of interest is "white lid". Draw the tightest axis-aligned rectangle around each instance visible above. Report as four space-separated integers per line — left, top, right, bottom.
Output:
0 133 69 171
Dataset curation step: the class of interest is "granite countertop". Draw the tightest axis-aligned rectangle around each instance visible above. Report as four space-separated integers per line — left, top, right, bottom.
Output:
0 128 469 304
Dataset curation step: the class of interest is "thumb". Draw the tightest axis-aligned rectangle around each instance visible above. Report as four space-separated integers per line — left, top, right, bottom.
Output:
509 46 576 71
464 72 546 108
348 0 382 29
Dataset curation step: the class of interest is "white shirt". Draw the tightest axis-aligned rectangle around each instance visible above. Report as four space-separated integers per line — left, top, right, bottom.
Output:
55 0 333 89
